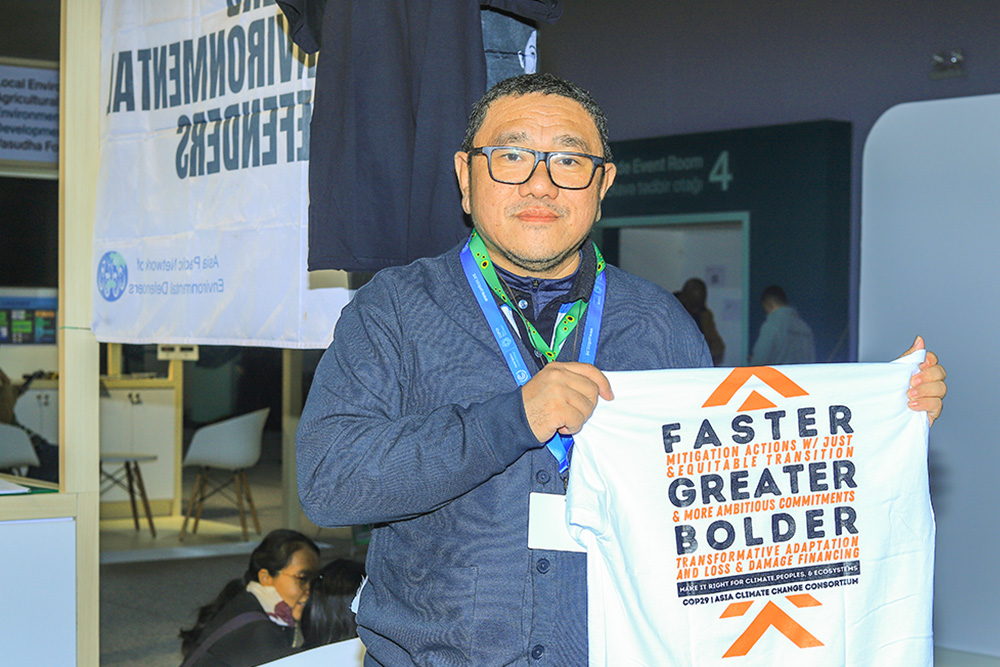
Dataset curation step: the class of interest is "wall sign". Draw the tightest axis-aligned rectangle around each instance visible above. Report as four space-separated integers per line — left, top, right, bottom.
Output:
601 121 852 363
0 62 59 164
0 289 57 345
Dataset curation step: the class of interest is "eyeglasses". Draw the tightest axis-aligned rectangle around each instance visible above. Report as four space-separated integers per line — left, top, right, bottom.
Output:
468 145 606 190
281 570 314 589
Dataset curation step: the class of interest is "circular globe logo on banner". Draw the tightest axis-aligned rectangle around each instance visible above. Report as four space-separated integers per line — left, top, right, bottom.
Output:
97 251 128 302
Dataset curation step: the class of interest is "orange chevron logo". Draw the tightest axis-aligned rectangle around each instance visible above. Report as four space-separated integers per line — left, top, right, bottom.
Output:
720 594 824 658
702 366 809 411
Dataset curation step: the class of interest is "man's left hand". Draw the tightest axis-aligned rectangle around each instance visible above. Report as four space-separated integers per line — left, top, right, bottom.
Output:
902 335 947 426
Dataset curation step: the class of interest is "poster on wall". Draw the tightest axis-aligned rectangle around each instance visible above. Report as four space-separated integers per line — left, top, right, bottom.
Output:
0 288 57 345
0 61 59 164
93 0 349 348
566 356 932 665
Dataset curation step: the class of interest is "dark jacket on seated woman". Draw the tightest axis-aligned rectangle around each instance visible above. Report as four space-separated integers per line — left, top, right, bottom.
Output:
179 529 320 667
182 590 296 667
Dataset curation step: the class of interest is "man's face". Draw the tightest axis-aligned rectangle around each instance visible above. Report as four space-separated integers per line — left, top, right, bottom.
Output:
454 92 616 278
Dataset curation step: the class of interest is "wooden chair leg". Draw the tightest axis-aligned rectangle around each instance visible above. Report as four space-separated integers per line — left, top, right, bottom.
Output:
181 470 207 540
234 471 249 541
180 469 201 540
240 471 262 535
192 471 208 534
124 462 140 531
131 461 157 538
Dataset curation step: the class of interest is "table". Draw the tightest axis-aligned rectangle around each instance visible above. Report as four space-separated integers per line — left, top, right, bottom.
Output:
100 454 157 537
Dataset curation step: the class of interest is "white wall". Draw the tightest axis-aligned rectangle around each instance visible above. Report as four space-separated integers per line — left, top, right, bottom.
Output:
619 222 746 365
0 517 76 664
860 93 1000 657
0 345 58 381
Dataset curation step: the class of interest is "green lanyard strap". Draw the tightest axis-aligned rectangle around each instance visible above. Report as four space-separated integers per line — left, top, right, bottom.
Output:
468 230 605 362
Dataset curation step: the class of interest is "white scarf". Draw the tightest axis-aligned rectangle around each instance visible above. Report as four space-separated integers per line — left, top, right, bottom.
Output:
246 580 305 647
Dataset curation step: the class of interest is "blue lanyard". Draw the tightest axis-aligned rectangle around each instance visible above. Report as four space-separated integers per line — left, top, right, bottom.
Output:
460 241 606 475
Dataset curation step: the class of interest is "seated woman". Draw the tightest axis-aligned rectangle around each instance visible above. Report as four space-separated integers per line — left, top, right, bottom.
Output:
0 367 58 482
179 529 321 667
299 559 366 649
300 559 365 648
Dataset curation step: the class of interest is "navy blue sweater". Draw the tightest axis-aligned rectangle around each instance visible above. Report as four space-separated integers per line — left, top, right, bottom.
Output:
297 242 711 665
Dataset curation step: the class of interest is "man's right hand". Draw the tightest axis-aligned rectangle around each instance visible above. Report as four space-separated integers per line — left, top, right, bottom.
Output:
521 362 614 442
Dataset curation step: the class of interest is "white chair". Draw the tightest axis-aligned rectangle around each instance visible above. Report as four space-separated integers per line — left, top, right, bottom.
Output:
180 408 269 541
0 423 41 475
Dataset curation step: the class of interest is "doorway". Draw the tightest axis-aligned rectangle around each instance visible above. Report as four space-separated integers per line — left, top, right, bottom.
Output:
596 212 750 366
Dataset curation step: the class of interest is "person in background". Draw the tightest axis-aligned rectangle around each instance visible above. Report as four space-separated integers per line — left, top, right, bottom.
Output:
0 363 59 482
300 559 366 649
750 284 816 365
179 529 320 667
674 277 726 366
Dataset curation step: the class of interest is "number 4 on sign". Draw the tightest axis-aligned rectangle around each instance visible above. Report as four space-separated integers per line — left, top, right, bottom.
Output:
709 150 733 191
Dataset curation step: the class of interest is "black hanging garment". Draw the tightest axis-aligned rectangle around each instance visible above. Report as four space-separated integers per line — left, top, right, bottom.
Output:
277 0 562 273
481 5 540 88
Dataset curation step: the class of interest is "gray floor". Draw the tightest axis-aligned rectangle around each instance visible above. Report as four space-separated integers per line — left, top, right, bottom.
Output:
101 553 252 667
100 430 362 667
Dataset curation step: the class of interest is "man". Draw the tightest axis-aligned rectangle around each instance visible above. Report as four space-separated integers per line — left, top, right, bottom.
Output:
675 277 726 365
296 74 946 665
750 284 816 365
518 29 538 74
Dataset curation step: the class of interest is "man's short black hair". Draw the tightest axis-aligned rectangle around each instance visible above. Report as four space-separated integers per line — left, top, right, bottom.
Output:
461 73 613 162
761 285 789 305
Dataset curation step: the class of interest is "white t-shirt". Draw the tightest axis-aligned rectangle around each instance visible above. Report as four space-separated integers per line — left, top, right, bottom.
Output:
566 354 932 666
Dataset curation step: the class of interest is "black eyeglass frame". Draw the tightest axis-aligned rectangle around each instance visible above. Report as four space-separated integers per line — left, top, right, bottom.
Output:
467 145 607 190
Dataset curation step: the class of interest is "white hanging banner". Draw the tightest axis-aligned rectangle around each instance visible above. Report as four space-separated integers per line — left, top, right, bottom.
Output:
93 0 348 348
567 355 933 666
